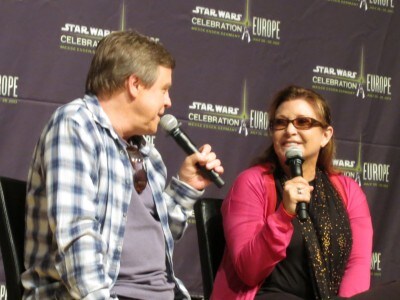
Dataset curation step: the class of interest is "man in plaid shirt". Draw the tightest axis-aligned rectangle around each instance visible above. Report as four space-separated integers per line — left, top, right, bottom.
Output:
22 30 223 300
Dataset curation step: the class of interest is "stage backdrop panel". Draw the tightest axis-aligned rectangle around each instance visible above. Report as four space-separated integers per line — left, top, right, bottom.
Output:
1 0 399 298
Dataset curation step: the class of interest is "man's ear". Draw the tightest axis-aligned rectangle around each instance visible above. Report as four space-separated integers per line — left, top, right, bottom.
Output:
127 74 140 97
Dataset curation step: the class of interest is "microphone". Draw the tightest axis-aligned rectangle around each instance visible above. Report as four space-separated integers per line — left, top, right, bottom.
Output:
160 114 225 188
285 147 307 221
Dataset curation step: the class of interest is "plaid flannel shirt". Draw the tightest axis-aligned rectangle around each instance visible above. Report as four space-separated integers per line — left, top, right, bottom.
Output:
22 95 202 299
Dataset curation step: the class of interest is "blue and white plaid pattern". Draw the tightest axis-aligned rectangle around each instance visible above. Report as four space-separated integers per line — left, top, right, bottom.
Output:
22 94 202 299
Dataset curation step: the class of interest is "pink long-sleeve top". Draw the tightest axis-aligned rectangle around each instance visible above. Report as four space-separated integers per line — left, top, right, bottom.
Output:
211 165 373 300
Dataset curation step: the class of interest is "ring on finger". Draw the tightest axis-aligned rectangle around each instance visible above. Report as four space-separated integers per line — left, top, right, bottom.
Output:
297 187 303 195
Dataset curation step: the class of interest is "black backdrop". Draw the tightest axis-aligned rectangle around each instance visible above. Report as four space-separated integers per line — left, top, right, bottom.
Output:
1 1 399 298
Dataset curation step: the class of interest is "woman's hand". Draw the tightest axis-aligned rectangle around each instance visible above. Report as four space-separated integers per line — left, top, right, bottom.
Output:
281 176 314 215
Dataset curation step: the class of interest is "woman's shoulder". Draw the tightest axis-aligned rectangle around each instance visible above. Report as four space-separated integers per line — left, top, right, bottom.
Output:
329 173 367 209
236 164 273 181
330 173 361 191
230 164 274 192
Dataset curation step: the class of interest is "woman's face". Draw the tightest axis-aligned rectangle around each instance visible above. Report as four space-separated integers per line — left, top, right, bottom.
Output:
272 98 333 170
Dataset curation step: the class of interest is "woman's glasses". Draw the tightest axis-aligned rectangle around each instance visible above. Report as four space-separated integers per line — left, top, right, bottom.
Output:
269 117 325 131
126 146 148 194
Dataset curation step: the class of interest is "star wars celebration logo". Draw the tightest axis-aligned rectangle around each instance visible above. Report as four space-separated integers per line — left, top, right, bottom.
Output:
187 101 269 136
190 1 281 46
327 0 394 13
0 74 19 105
60 23 113 54
311 49 392 101
187 81 269 137
333 143 390 188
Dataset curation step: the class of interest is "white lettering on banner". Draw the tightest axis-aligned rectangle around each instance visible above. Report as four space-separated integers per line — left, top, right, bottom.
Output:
313 66 357 79
192 6 218 17
191 18 243 32
214 105 239 115
61 23 89 34
89 27 110 37
369 0 394 8
217 10 242 21
191 5 282 45
189 101 215 112
0 284 6 300
363 163 390 182
143 135 156 146
252 17 280 39
187 99 268 136
192 6 242 21
188 102 240 115
313 66 337 75
336 69 357 79
367 74 391 95
333 159 356 168
311 62 392 100
61 23 111 37
371 252 382 271
312 76 358 89
60 35 99 48
249 110 269 130
0 75 19 97
188 113 240 126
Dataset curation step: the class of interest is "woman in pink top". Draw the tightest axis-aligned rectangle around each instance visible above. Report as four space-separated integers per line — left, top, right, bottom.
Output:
212 86 373 300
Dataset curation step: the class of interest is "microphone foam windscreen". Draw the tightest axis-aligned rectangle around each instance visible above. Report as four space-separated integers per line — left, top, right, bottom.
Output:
285 147 303 159
160 114 178 132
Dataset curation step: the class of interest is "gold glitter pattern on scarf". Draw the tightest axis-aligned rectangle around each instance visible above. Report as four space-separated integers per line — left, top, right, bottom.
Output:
297 169 352 299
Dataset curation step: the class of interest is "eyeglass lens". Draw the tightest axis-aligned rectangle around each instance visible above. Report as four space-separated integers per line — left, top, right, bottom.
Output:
270 117 322 130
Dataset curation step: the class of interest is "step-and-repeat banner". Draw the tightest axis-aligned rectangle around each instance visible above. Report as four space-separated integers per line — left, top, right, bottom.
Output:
1 0 399 298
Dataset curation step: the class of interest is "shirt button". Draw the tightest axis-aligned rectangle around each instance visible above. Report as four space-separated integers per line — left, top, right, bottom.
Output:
120 150 124 155
117 245 122 252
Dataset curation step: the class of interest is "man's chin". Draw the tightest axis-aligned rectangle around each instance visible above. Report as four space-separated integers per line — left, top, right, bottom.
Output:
149 129 158 135
148 124 158 135
135 127 157 137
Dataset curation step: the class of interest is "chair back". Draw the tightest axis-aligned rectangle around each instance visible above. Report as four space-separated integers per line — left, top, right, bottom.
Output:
194 198 225 299
0 177 27 300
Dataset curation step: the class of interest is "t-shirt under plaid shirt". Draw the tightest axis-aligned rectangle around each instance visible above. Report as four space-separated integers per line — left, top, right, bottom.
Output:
22 94 202 299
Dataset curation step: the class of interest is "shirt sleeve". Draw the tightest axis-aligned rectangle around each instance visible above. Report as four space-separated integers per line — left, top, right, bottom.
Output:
44 116 112 298
164 176 204 240
222 168 295 287
338 176 373 297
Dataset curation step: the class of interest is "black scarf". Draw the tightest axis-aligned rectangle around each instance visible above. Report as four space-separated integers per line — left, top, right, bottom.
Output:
280 168 352 299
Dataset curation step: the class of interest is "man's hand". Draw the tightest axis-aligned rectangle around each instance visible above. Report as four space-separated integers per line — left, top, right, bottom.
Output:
178 144 224 190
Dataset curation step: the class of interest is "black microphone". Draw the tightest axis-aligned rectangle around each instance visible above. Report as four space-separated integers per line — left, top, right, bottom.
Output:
160 114 225 188
285 147 307 221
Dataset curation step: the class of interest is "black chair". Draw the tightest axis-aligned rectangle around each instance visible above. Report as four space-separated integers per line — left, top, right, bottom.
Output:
0 176 27 300
194 198 225 300
349 280 400 299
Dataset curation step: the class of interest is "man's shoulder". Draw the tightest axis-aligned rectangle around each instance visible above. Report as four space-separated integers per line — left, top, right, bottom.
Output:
55 97 86 116
52 97 96 126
